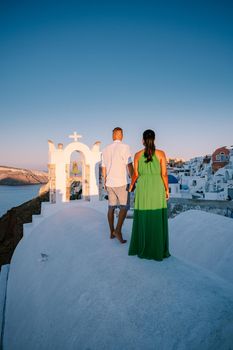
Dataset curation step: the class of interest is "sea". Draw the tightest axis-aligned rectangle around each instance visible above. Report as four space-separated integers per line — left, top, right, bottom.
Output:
0 184 42 218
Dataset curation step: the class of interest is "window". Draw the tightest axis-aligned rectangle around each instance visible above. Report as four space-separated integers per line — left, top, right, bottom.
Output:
220 152 225 161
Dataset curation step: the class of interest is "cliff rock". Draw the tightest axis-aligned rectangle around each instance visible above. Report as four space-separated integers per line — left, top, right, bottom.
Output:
0 166 48 185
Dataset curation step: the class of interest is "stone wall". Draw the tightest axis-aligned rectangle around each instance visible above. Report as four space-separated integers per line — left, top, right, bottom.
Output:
168 198 233 219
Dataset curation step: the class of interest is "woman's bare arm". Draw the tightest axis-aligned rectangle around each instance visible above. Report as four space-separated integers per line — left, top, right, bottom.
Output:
157 150 169 200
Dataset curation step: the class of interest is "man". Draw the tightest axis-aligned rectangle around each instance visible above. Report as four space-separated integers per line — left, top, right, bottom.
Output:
102 127 133 244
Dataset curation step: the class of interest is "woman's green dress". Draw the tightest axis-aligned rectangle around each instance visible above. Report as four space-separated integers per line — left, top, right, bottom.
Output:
128 152 170 261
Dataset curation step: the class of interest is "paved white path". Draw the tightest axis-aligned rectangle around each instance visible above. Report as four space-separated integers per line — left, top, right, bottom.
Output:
3 205 233 350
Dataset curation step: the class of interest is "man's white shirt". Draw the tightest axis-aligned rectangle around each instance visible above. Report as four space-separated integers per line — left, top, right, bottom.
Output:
102 140 132 187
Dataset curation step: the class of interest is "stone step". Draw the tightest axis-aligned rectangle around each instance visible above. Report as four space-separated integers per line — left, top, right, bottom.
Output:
23 203 59 237
31 214 44 228
24 200 98 237
41 202 64 217
23 222 34 238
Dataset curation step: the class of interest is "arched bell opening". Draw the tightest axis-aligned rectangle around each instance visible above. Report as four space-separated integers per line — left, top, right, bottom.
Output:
69 151 83 201
66 150 90 201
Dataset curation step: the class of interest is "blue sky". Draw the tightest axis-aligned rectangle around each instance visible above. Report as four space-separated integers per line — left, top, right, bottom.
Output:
0 0 232 170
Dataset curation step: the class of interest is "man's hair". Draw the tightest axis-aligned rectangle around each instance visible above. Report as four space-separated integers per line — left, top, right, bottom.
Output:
112 127 123 133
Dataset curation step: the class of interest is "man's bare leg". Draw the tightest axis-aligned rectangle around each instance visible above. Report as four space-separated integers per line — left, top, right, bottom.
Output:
108 207 115 239
113 207 127 243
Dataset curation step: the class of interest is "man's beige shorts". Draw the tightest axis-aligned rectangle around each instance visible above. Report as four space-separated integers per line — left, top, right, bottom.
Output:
106 185 130 209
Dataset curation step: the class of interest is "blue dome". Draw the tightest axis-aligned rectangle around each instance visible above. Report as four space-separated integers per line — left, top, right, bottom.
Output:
168 174 178 184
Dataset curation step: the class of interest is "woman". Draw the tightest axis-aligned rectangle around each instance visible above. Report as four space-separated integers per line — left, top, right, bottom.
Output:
128 129 170 261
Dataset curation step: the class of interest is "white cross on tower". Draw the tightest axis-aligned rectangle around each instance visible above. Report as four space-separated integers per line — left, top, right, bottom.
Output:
69 131 82 142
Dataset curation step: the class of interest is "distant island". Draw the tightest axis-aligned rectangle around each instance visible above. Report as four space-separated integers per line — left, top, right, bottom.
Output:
0 165 48 185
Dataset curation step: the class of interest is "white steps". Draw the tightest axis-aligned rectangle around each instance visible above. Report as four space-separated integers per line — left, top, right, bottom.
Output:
23 200 92 237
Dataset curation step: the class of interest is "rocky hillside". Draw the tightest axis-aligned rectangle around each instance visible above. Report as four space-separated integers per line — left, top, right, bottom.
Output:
0 166 48 185
0 191 49 267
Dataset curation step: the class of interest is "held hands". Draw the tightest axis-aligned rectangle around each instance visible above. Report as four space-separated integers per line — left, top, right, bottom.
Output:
128 184 134 192
128 182 135 192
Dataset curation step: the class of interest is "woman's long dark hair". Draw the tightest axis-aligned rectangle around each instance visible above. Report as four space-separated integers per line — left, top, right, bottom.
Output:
143 129 155 163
